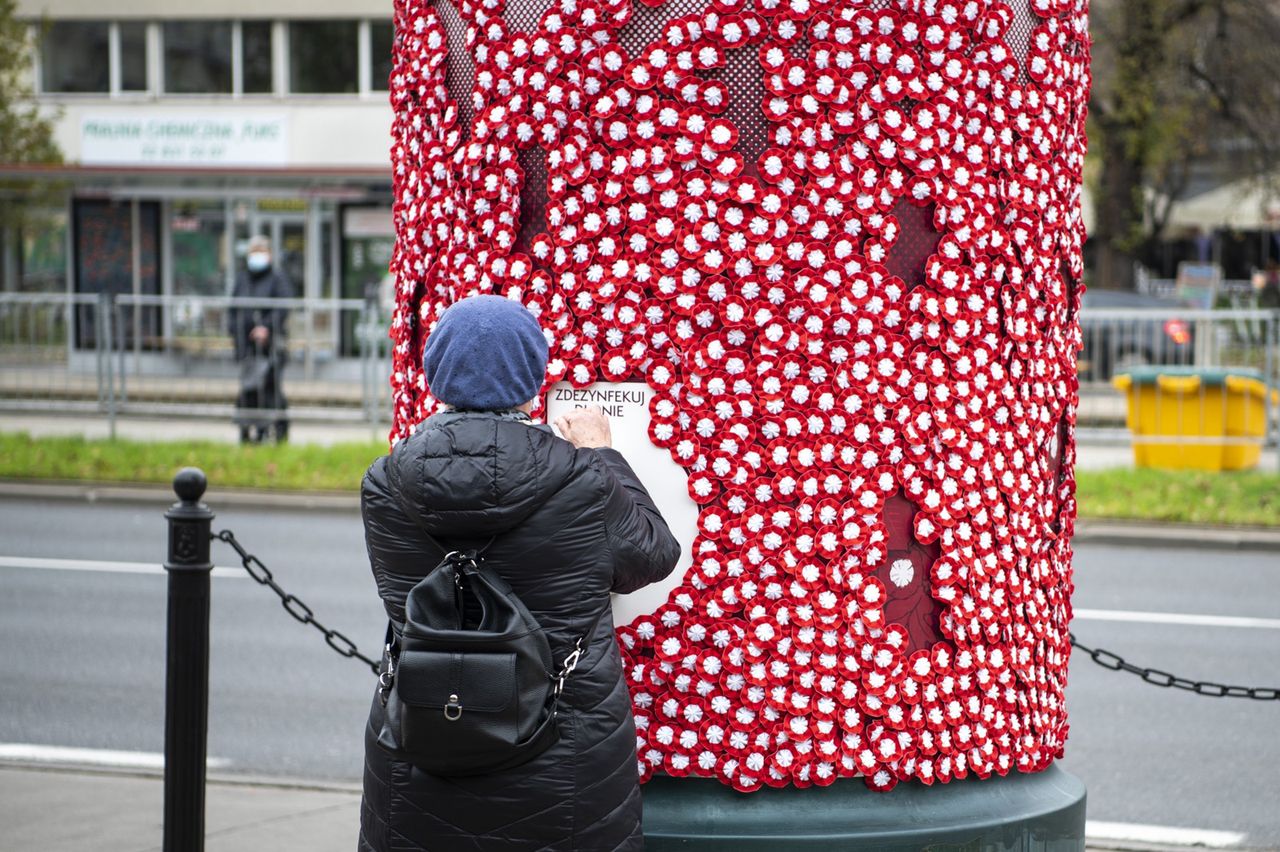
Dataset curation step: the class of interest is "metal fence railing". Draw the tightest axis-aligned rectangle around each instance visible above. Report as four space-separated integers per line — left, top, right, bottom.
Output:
1077 308 1278 464
1134 276 1259 302
0 292 393 435
1079 308 1277 386
2 295 1277 462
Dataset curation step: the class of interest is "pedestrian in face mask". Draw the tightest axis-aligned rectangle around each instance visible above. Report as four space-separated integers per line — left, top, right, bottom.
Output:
228 235 293 443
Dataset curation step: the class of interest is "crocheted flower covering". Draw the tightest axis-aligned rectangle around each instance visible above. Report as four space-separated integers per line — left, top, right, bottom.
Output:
386 0 1090 793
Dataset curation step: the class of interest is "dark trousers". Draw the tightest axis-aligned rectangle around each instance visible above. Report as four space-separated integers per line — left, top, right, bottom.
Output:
235 348 289 442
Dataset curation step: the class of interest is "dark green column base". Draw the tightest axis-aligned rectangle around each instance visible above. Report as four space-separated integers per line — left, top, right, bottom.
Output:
642 765 1086 851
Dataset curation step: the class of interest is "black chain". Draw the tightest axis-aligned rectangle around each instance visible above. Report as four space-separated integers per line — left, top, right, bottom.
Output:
1070 633 1278 700
215 529 380 676
208 528 1276 698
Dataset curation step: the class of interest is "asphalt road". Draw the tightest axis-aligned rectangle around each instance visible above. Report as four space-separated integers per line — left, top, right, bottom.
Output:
0 496 384 782
1 496 1277 847
1059 544 1280 848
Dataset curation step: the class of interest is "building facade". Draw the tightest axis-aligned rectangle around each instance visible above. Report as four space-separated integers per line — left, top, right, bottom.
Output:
5 0 396 358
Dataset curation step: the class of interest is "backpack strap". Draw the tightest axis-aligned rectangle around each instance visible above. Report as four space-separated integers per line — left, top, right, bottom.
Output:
414 526 497 566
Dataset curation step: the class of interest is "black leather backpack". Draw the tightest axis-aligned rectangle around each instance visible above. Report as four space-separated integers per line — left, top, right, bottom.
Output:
376 541 609 777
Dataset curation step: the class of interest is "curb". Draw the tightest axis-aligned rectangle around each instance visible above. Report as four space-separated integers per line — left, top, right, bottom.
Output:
0 479 359 511
0 759 362 794
1073 519 1280 552
4 479 1280 551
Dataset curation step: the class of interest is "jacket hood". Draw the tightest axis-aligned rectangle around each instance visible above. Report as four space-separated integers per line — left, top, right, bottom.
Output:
386 410 577 539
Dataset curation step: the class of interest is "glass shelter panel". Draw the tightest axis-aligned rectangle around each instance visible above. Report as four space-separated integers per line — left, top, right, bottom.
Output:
73 199 161 348
170 202 228 296
12 211 68 293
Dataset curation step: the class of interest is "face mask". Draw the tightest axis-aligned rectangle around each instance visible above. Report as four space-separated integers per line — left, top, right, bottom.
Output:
247 252 270 272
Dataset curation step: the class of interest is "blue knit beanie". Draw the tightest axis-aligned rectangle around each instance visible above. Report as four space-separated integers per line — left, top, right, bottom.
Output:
421 295 549 410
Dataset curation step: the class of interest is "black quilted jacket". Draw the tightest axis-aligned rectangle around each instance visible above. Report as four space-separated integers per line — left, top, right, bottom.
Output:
358 410 680 852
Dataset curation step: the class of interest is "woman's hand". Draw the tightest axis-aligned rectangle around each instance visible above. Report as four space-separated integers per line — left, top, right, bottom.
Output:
554 405 612 449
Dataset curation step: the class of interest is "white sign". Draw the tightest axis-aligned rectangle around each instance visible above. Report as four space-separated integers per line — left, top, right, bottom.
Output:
1174 261 1222 310
80 112 289 166
546 382 698 626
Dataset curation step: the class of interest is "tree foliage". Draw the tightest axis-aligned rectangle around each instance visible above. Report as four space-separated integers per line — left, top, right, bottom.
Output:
1089 0 1280 289
0 0 61 229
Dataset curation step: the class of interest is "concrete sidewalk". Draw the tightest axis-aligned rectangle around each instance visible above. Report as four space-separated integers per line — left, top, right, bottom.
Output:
0 412 386 447
0 764 360 852
0 763 1186 852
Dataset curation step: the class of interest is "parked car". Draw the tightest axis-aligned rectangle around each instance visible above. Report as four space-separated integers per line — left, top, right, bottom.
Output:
1078 289 1194 382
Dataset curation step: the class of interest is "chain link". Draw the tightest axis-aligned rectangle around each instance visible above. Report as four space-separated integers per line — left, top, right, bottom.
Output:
1070 633 1279 701
215 529 380 676
210 528 1277 698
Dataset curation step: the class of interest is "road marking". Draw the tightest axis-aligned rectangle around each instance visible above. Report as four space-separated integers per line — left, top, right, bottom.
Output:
1086 820 1244 848
1074 608 1280 630
0 555 244 579
0 744 230 770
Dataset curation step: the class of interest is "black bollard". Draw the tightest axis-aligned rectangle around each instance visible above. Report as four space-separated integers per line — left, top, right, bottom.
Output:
163 467 215 852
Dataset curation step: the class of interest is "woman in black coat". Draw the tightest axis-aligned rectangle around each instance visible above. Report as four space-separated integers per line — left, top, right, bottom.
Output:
358 296 681 852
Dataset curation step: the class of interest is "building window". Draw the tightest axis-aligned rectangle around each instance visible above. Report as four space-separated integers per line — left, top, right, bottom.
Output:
119 22 149 91
163 21 232 94
41 21 109 93
289 21 358 94
370 21 393 91
241 21 274 94
38 17 402 98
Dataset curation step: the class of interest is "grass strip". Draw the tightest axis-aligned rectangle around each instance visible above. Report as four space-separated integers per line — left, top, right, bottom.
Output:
1 432 1278 527
0 432 386 493
1073 465 1280 527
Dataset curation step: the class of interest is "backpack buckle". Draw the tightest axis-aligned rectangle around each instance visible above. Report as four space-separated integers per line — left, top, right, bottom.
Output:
378 645 395 707
444 694 463 721
561 646 583 676
445 549 481 569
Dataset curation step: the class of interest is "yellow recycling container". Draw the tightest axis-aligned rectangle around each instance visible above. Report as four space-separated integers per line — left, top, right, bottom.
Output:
1111 367 1272 471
